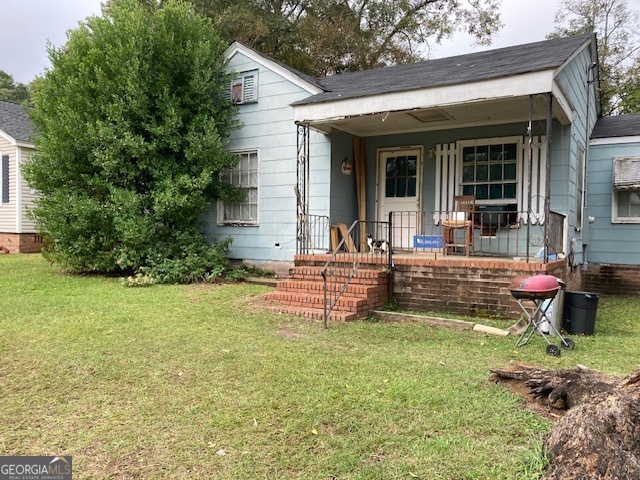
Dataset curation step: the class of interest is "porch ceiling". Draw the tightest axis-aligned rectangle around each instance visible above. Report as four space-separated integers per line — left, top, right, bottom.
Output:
303 94 570 137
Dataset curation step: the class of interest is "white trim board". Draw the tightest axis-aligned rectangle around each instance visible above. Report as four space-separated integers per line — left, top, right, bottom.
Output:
0 128 35 149
293 71 556 123
590 136 640 146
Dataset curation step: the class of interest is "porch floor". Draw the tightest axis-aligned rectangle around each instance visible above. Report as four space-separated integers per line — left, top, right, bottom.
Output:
298 251 560 272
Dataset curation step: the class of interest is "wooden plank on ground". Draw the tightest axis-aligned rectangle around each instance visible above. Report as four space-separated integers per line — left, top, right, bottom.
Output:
330 226 340 251
372 311 474 330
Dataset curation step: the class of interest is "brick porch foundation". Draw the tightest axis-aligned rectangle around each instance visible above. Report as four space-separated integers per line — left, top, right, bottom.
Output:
265 253 581 321
392 257 575 319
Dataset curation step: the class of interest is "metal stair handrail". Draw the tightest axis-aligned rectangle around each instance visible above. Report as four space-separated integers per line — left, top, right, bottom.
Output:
320 219 391 327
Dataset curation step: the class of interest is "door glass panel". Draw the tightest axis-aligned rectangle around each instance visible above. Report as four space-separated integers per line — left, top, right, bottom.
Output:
384 154 418 198
397 178 406 197
386 158 396 175
408 156 417 176
407 178 416 197
386 178 395 197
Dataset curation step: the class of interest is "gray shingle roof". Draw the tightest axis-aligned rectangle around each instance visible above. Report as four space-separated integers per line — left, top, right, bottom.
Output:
293 34 594 106
0 100 36 144
591 113 640 139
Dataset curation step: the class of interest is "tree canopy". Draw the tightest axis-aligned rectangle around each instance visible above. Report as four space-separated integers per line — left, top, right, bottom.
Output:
548 0 640 115
0 70 30 103
24 0 239 283
191 0 503 76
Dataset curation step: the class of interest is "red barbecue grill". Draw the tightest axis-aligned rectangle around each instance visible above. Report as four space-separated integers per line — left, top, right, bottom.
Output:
510 275 575 356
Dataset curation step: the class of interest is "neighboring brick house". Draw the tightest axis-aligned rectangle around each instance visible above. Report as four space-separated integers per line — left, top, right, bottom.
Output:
0 100 42 253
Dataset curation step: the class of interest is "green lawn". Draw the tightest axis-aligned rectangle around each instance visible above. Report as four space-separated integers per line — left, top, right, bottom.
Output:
1 255 639 479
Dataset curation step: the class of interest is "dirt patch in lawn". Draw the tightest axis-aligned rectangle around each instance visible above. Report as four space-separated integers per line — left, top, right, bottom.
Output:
277 328 306 340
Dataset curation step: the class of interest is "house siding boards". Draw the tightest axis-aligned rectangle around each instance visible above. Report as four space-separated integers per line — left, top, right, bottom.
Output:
329 131 358 226
587 140 640 265
0 142 38 234
19 147 37 232
552 45 598 260
202 49 331 266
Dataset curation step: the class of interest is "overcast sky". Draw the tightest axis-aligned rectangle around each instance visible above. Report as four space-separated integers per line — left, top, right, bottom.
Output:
2 0 640 84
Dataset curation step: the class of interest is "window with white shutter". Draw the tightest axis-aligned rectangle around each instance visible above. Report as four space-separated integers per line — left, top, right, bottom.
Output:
613 156 640 223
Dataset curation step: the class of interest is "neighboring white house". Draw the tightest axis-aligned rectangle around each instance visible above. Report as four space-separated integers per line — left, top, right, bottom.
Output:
0 100 41 253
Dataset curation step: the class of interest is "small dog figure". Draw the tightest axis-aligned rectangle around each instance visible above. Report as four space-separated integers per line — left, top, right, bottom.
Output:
366 234 388 254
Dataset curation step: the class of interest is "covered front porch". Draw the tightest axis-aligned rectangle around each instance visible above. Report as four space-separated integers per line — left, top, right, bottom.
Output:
280 35 595 322
293 86 574 265
291 92 573 320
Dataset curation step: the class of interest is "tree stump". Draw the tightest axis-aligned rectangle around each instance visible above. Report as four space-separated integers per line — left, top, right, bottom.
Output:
490 365 640 480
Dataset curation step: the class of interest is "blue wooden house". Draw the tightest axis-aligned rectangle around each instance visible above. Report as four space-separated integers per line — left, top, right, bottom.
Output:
202 34 635 319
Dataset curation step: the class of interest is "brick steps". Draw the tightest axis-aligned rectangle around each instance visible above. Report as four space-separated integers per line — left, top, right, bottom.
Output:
265 289 369 311
263 305 358 322
276 279 386 298
289 265 388 284
263 258 389 322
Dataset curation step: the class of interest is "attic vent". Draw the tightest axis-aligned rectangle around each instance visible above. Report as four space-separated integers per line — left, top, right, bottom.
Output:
407 109 454 124
224 70 258 104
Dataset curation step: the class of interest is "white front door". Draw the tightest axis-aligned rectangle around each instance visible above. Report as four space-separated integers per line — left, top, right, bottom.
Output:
377 148 422 250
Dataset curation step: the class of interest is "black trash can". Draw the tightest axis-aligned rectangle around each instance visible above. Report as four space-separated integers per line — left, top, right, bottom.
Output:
562 291 599 335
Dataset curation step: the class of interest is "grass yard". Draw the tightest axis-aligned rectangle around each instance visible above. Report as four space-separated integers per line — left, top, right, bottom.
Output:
1 255 639 479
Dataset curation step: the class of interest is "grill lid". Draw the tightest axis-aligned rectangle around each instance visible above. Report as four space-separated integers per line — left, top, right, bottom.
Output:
509 275 565 296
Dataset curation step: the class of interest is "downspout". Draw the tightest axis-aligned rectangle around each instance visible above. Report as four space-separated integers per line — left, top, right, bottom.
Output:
582 61 598 270
526 95 533 261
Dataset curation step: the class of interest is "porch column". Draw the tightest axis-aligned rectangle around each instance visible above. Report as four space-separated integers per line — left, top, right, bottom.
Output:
544 92 553 263
296 122 310 254
353 136 367 251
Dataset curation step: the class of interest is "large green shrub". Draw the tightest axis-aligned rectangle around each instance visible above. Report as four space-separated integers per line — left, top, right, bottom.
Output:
24 0 239 283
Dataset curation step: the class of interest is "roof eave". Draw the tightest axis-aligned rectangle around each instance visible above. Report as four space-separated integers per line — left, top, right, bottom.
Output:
224 42 324 95
293 70 557 124
0 128 17 146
